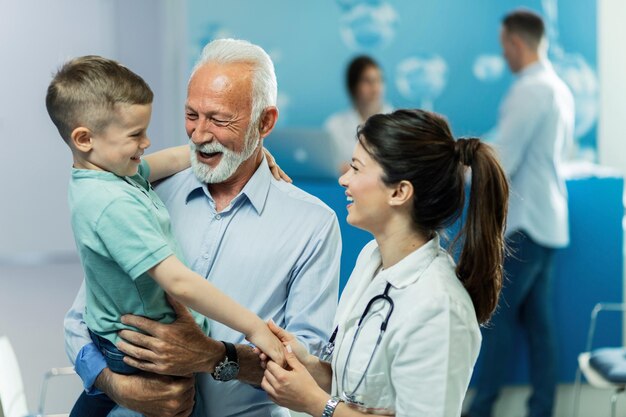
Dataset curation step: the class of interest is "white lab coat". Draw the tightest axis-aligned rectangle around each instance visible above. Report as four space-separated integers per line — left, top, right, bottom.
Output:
330 235 481 416
324 104 394 164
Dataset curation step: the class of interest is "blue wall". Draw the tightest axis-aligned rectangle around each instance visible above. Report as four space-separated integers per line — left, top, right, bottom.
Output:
187 0 598 154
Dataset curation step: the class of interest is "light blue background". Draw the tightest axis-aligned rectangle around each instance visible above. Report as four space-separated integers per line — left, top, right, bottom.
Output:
186 0 597 149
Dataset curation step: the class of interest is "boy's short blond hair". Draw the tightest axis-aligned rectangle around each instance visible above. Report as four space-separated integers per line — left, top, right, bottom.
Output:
45 55 153 143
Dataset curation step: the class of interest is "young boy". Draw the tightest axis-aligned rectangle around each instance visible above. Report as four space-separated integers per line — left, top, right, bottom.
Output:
46 56 285 414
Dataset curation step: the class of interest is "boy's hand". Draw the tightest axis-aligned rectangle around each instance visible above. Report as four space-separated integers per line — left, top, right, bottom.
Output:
258 320 312 367
263 147 292 183
246 322 286 368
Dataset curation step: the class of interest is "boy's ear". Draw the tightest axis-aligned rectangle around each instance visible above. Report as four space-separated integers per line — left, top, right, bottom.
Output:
70 127 94 152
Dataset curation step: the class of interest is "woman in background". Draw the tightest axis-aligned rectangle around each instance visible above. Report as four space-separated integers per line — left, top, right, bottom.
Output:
262 109 509 416
325 55 393 174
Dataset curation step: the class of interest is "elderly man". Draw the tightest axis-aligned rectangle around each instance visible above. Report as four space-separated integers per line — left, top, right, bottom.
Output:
64 39 341 417
464 9 574 417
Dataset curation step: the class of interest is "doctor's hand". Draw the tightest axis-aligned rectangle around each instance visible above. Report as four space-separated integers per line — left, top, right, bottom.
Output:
262 346 330 415
116 295 224 376
95 368 195 417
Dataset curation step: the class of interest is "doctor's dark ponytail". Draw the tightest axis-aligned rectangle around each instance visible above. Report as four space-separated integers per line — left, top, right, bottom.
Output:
357 109 509 324
454 138 509 323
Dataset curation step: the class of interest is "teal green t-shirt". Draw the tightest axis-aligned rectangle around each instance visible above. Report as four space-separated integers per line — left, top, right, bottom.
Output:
68 160 210 344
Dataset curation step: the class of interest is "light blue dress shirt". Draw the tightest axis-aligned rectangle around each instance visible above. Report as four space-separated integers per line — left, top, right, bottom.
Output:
492 60 575 248
64 157 341 417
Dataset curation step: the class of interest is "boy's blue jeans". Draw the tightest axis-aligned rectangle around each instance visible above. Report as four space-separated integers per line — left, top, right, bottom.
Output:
69 332 139 417
90 331 140 375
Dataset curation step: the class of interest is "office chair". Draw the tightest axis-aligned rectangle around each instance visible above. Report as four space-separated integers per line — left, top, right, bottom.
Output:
573 303 626 417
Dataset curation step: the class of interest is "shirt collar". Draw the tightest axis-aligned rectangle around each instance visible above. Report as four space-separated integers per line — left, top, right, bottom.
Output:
184 156 271 215
377 234 442 289
517 59 550 78
238 156 272 214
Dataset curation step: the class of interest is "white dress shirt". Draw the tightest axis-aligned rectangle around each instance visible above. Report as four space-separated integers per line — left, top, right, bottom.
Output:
324 104 393 163
493 59 574 248
330 235 481 417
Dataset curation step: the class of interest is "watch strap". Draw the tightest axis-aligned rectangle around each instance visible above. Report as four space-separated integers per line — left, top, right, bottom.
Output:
221 341 238 363
321 396 342 417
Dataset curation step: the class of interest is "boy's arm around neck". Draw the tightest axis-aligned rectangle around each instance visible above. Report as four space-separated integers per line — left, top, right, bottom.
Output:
144 145 190 183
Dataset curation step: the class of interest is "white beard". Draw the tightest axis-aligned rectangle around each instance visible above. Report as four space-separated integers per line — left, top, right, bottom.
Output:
190 123 260 184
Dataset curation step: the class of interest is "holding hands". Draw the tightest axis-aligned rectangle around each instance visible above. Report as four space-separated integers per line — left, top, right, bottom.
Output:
258 321 332 415
262 345 329 414
246 320 287 368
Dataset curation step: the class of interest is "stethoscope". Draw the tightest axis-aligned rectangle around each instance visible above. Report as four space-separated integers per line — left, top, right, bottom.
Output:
322 282 394 405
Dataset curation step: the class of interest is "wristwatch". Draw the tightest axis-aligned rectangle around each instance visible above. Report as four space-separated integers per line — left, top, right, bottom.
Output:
211 341 239 381
321 396 342 417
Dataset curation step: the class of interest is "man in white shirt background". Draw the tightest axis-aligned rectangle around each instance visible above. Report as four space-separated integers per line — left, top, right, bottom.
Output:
465 9 574 417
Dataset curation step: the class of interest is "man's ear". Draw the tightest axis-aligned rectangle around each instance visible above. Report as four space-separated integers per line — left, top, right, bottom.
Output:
70 127 94 152
510 33 527 52
389 180 414 207
258 106 279 139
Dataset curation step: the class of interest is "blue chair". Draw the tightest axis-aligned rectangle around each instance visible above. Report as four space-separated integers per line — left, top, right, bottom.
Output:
573 303 626 417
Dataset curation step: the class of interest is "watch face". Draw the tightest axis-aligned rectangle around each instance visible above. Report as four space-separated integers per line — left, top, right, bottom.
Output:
216 361 240 381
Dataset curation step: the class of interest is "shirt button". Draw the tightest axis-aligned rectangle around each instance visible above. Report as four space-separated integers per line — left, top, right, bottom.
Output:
203 253 209 259
215 214 222 220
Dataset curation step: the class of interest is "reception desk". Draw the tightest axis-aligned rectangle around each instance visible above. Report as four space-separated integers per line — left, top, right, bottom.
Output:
297 167 624 383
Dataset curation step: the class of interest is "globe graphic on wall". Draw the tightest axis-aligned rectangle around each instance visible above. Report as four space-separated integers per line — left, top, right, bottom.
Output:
396 55 448 110
473 54 506 83
551 51 599 140
339 3 398 50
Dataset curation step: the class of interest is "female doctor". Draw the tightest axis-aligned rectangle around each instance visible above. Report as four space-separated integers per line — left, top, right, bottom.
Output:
260 109 509 416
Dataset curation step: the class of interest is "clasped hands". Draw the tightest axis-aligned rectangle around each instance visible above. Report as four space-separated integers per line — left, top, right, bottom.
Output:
257 321 331 414
112 295 320 415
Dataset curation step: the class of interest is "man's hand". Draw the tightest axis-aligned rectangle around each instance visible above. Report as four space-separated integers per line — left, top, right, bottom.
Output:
117 295 225 376
96 368 195 417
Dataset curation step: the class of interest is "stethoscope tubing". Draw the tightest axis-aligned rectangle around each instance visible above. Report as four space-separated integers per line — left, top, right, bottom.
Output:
325 282 394 403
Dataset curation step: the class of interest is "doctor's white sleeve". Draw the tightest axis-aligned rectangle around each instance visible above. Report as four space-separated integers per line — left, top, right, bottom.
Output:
389 293 478 417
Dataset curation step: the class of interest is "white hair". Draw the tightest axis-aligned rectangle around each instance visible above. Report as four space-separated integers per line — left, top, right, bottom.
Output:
191 38 278 126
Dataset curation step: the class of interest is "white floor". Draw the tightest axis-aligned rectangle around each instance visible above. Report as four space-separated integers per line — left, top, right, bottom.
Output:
291 384 626 417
